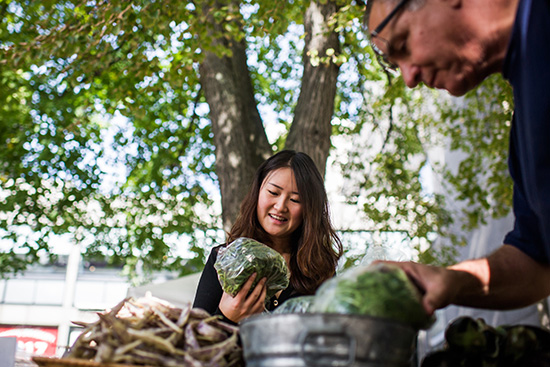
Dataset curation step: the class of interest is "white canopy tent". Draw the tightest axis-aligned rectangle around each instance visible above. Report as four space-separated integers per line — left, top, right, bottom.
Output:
127 272 202 308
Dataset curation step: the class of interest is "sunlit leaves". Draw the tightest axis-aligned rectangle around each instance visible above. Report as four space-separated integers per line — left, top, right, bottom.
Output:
337 69 513 265
437 75 513 231
0 0 218 280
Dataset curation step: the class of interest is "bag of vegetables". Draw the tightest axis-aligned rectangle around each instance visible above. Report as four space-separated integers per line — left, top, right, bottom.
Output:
311 262 435 330
273 295 315 314
214 237 290 303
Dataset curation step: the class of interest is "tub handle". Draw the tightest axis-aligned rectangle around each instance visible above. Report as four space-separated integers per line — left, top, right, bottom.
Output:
299 325 357 366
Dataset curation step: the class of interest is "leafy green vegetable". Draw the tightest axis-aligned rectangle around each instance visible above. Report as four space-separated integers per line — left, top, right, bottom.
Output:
273 296 315 314
421 316 550 366
311 263 434 330
214 237 290 303
444 316 503 357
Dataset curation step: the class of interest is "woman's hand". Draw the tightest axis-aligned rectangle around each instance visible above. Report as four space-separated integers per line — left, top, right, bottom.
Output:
219 273 267 323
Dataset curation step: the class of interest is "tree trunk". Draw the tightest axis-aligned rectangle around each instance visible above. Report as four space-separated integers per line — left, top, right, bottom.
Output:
199 2 271 232
200 0 341 231
285 0 341 177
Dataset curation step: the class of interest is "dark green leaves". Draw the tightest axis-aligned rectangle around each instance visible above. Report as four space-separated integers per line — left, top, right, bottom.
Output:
312 263 435 330
214 237 290 302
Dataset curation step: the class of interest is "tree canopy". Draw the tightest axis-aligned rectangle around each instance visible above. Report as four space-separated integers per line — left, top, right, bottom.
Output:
0 0 513 282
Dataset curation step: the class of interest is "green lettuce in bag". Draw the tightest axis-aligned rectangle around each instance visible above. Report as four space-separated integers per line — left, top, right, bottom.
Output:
214 237 290 303
311 263 435 330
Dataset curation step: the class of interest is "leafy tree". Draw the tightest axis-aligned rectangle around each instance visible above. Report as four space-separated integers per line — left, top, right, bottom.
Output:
0 0 514 282
0 0 366 281
336 74 513 266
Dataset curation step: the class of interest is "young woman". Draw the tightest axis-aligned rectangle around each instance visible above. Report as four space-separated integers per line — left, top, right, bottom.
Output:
192 150 343 323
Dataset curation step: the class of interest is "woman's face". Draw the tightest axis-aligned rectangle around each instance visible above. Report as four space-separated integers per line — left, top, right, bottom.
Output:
256 167 304 247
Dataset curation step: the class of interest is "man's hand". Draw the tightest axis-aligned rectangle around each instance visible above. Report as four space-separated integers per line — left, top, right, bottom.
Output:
219 272 267 323
380 245 550 314
379 260 463 315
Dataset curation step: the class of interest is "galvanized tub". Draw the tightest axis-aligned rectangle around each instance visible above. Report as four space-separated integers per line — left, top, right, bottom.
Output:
240 313 417 367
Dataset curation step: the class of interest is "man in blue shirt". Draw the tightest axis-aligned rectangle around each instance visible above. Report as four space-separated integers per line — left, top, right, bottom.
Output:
365 0 550 315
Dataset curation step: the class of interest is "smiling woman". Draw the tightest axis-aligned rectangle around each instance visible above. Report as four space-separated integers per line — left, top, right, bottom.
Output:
256 166 304 253
192 150 343 324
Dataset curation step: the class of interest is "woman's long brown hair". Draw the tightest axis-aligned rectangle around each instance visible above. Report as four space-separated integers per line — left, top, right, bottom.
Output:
227 150 343 295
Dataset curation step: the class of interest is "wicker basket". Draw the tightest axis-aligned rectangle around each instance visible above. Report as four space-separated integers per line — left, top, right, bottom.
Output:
32 357 147 367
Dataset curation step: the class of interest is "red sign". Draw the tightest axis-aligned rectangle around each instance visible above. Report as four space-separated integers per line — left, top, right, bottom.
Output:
0 326 58 356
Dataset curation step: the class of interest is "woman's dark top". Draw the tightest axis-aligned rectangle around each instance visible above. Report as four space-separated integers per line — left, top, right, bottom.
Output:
192 245 301 324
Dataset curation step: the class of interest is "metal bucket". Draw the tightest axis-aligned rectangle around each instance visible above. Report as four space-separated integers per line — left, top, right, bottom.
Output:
240 313 417 367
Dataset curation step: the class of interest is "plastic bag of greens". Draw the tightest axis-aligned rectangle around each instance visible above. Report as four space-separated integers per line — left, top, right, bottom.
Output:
311 263 435 330
214 237 290 303
273 296 315 314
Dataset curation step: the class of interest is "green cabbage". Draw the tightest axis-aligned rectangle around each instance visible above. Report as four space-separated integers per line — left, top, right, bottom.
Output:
214 237 290 303
311 263 435 330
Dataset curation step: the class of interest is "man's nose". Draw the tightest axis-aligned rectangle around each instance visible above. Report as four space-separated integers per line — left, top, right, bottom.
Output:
399 62 421 88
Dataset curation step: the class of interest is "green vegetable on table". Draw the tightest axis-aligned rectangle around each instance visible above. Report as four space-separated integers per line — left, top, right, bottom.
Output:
214 237 290 303
311 263 435 330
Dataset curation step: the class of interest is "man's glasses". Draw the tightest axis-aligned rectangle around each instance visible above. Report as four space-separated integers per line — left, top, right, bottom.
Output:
368 0 411 72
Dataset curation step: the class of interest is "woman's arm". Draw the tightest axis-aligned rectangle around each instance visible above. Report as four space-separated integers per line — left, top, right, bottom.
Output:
192 247 224 314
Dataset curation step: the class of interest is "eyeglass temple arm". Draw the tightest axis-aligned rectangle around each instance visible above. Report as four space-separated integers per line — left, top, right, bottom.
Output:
370 0 410 37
